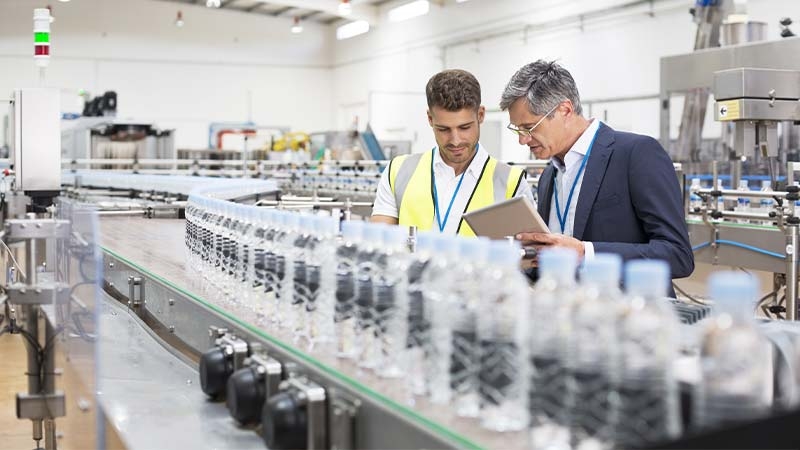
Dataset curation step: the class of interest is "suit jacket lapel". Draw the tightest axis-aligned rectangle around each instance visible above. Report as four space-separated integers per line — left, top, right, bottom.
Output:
573 123 615 240
537 164 556 223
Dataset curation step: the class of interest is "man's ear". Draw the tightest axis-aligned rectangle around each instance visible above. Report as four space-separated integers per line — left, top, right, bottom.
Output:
561 100 574 118
477 105 485 124
427 109 434 127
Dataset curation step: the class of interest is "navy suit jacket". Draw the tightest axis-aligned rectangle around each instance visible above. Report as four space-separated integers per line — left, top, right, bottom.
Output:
537 123 694 285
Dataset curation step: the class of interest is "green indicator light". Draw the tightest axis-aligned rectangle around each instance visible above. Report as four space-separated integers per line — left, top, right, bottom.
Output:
34 32 49 43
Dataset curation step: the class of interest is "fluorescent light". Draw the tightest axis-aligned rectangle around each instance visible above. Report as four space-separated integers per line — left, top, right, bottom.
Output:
291 17 303 33
336 20 369 40
338 0 352 16
388 0 429 22
206 0 221 8
456 0 469 3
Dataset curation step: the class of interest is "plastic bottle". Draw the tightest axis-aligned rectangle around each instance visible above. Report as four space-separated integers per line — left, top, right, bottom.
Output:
528 248 579 450
423 235 460 405
715 180 726 216
478 240 530 432
406 231 435 397
374 226 411 378
288 215 315 342
250 208 271 324
355 223 386 369
447 238 490 418
273 212 298 328
758 180 774 225
735 179 751 224
569 253 622 450
794 182 800 210
305 216 338 351
617 260 682 448
695 272 773 430
335 220 363 359
689 178 703 215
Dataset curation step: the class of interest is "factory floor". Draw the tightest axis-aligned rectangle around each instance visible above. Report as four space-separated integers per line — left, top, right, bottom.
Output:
0 332 126 450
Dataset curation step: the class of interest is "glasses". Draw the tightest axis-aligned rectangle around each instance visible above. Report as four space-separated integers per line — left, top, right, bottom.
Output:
506 102 561 137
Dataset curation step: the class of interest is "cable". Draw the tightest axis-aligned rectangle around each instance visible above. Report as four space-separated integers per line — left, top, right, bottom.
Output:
0 239 26 281
692 239 784 259
77 255 98 283
672 282 708 306
70 312 95 343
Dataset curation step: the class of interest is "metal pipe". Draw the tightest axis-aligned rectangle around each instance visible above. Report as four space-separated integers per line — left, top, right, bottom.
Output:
26 239 37 286
24 305 41 393
43 318 56 393
785 225 799 320
95 210 147 217
695 188 788 199
32 419 43 445
44 417 56 450
710 210 776 222
712 160 719 195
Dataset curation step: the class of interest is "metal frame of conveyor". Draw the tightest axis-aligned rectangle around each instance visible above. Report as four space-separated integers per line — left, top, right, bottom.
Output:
101 249 476 450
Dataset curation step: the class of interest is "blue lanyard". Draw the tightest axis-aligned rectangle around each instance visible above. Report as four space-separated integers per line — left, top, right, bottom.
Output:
554 127 600 234
431 148 468 232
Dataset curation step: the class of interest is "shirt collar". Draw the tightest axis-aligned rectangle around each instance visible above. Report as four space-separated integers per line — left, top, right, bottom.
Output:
433 143 489 178
550 119 601 172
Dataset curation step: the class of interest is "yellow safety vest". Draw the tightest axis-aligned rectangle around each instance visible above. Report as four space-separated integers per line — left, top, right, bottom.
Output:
388 150 525 237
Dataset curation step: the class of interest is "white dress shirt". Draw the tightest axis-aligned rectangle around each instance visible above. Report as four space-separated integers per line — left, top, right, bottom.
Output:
373 143 535 235
547 118 601 258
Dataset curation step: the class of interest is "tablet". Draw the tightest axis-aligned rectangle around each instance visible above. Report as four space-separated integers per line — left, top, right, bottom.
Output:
462 196 550 239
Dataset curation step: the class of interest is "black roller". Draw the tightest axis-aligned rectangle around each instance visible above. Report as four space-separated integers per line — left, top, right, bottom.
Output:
226 366 266 425
199 347 234 399
262 391 307 450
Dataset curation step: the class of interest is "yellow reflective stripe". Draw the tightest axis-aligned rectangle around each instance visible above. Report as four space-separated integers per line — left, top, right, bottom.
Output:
398 151 435 231
388 154 410 195
506 167 525 199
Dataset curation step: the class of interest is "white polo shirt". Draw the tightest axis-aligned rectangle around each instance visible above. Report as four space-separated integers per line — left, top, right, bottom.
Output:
373 143 535 234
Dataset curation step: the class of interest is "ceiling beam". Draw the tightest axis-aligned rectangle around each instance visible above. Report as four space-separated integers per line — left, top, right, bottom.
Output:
244 2 266 12
271 6 295 16
251 0 377 24
300 10 322 20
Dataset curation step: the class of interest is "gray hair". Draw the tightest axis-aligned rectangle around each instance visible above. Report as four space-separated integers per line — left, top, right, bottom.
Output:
499 60 583 116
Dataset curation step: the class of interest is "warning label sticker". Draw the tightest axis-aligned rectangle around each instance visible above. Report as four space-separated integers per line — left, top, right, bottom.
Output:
717 100 741 121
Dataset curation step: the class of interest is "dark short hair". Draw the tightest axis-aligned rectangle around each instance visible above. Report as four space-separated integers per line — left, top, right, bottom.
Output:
425 69 482 112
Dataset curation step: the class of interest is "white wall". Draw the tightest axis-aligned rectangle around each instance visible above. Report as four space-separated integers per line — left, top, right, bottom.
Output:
333 0 800 160
0 0 334 149
3 0 799 157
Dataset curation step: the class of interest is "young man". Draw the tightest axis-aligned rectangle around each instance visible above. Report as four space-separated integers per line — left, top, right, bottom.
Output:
372 69 533 236
501 60 693 287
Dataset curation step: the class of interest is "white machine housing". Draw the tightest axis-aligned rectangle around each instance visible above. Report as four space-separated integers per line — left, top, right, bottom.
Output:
10 88 61 192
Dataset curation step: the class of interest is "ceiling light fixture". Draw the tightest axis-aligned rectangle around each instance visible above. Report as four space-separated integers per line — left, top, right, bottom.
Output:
175 11 184 28
456 0 469 3
291 17 303 33
388 0 430 23
336 20 369 40
338 0 352 17
206 0 221 8
58 0 71 3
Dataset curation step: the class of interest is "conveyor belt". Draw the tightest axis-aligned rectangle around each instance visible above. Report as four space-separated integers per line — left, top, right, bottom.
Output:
98 216 525 449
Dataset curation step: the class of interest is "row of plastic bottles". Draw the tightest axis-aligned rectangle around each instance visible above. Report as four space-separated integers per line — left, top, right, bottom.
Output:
689 178 784 225
183 199 777 448
281 170 380 196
